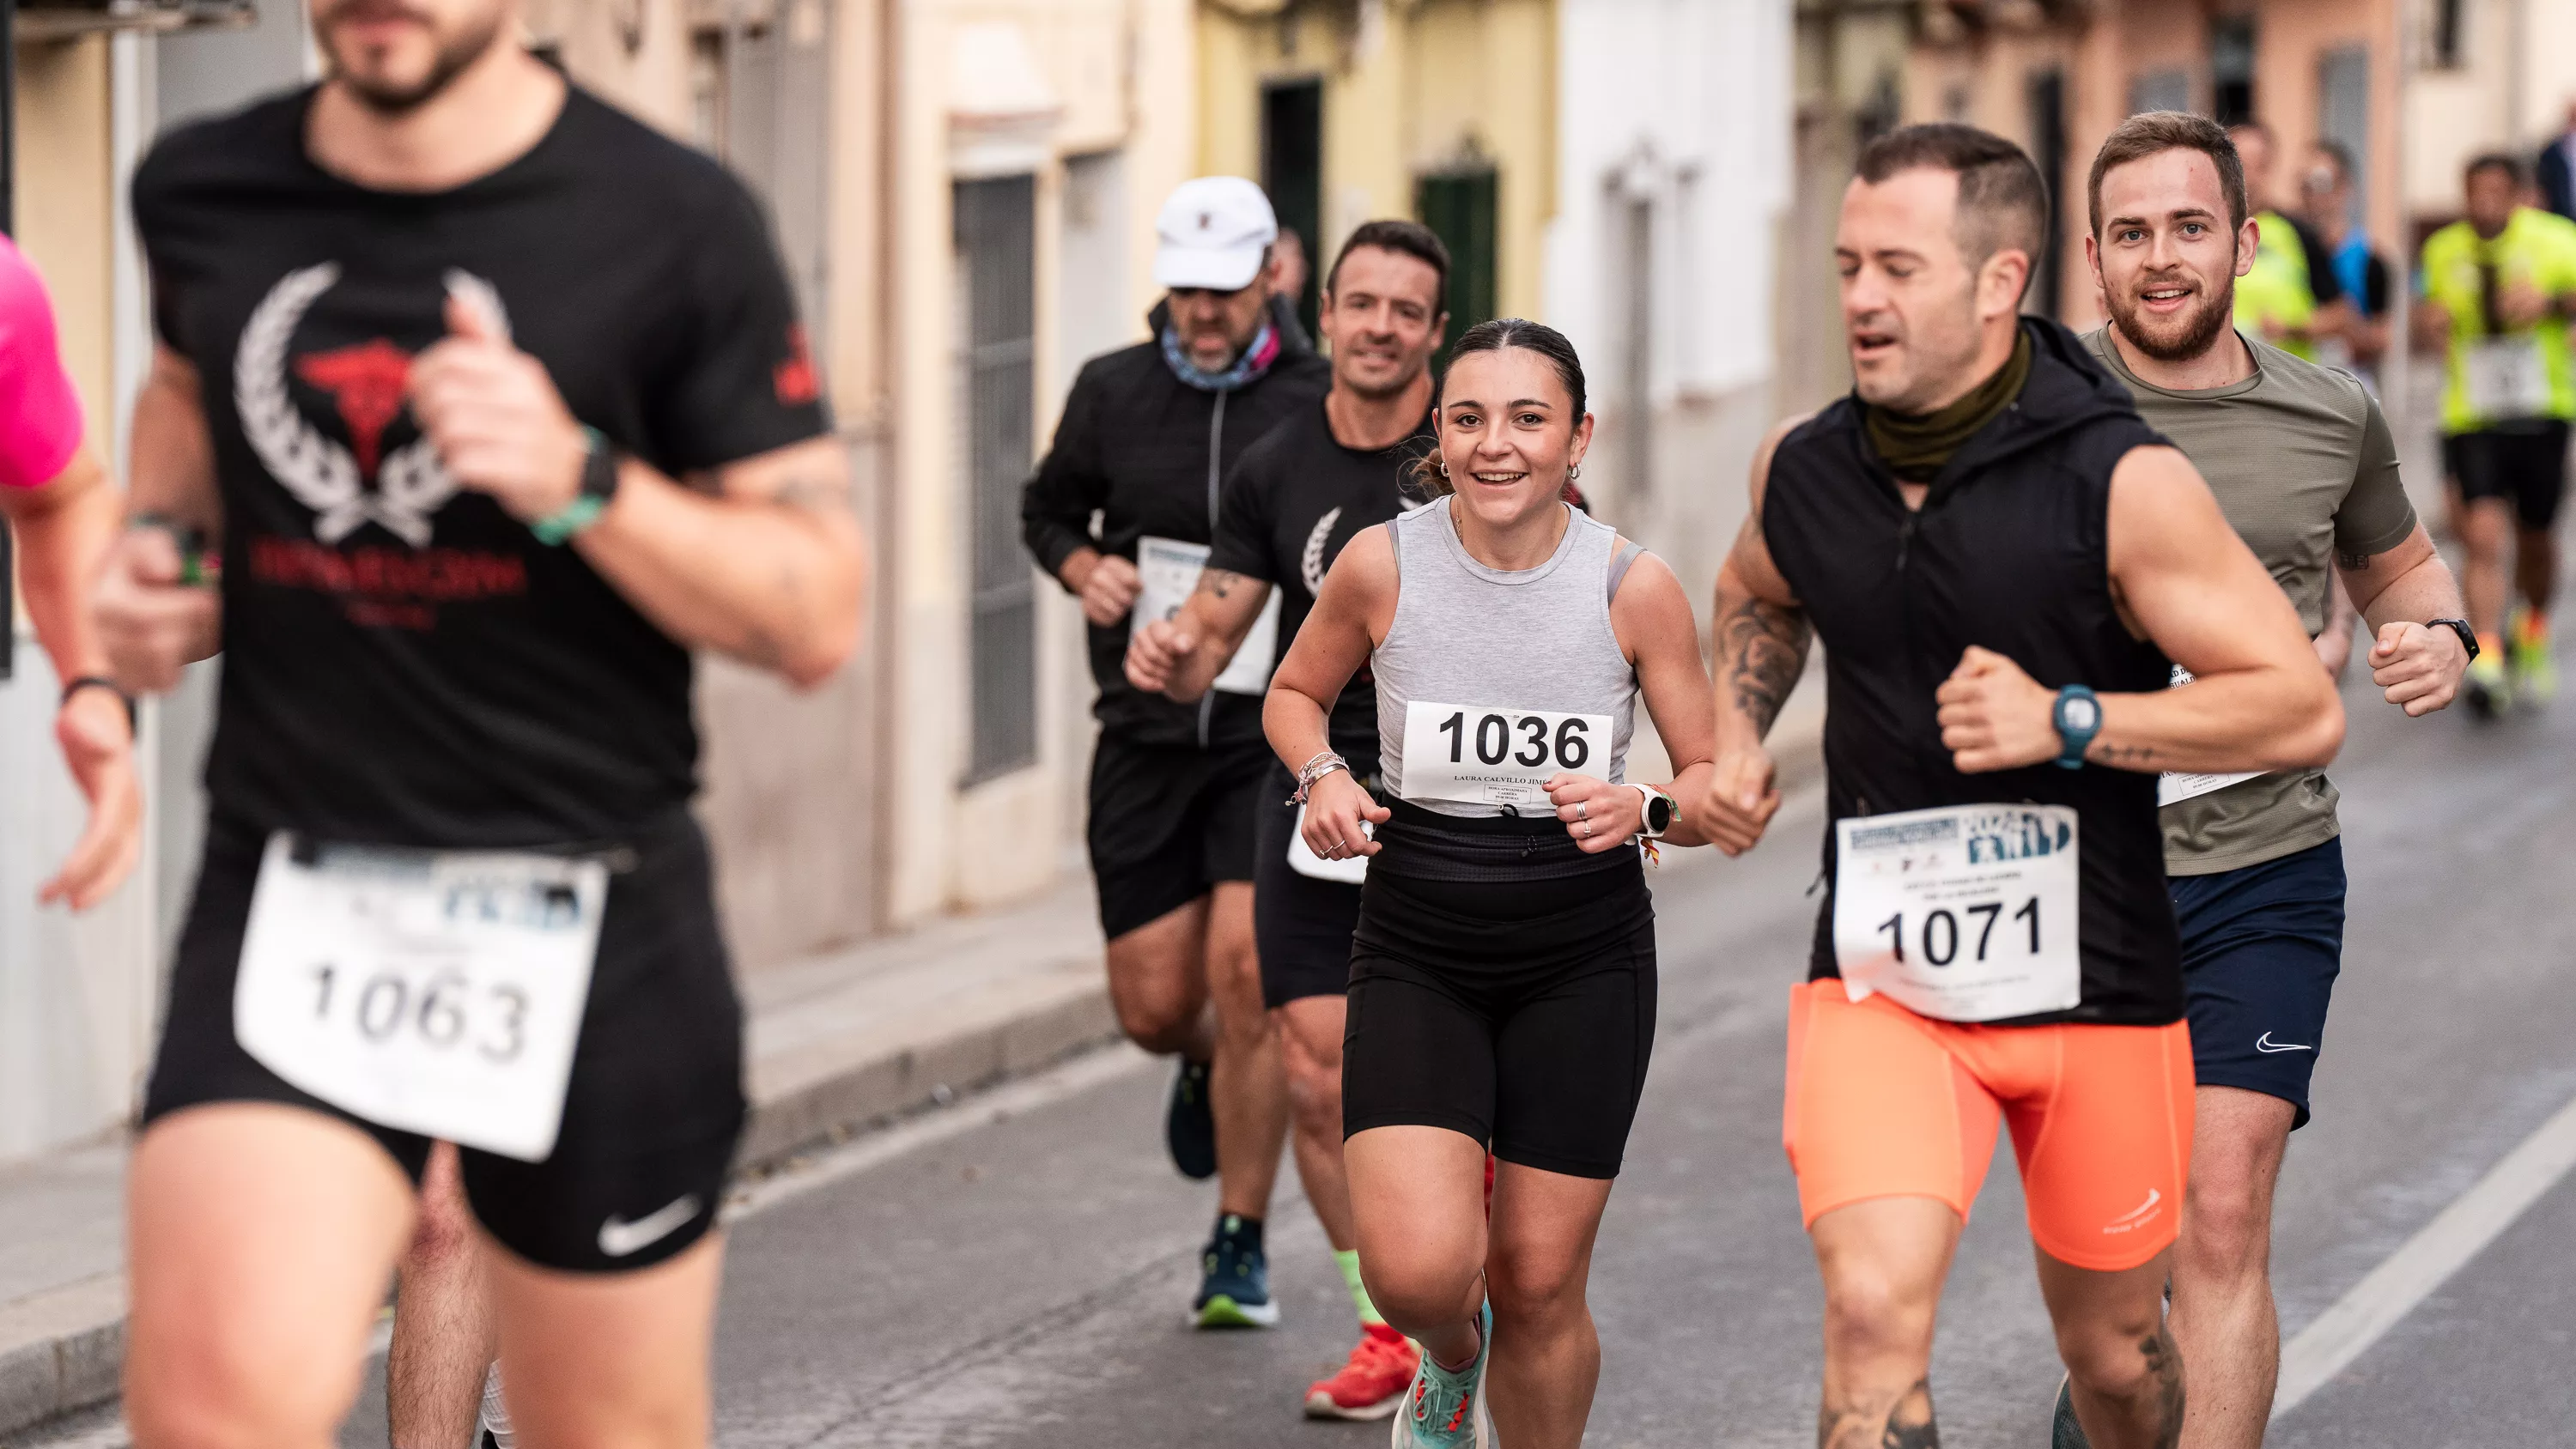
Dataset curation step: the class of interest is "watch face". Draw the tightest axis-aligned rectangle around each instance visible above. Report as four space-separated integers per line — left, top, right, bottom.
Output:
1648 795 1674 832
2063 698 2101 732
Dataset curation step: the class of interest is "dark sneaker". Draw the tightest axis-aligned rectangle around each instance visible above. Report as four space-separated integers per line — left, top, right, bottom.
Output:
1192 1213 1279 1328
1165 1058 1217 1180
2052 1373 2092 1449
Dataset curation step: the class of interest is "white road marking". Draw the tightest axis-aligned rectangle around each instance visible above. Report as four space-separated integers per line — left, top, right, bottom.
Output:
2274 1086 2576 1417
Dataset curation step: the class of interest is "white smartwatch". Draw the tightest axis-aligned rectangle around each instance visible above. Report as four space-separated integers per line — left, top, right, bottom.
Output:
1627 783 1675 840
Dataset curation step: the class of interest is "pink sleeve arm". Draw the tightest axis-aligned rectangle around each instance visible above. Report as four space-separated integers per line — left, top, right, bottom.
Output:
0 236 84 490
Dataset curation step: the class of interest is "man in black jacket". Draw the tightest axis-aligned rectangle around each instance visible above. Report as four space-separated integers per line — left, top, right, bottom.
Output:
1021 176 1329 1327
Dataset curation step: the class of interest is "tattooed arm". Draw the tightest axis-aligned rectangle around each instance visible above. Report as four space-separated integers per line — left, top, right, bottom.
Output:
1702 419 1814 857
1125 565 1278 702
1936 444 2342 775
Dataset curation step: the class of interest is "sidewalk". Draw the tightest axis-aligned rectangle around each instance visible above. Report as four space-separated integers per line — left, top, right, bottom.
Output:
0 686 1824 1440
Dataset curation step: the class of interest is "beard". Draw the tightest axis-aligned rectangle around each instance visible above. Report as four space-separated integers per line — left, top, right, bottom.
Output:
325 6 508 116
2106 272 2237 363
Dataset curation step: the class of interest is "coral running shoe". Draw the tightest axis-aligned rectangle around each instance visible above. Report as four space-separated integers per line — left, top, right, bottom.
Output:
1392 1301 1492 1448
1305 1323 1419 1421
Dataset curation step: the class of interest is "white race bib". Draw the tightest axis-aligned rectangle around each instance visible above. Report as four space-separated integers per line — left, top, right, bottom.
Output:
1133 536 1281 696
1833 803 2081 1022
1286 802 1370 883
2464 336 2553 419
1400 700 1612 810
2158 665 2259 806
233 834 609 1162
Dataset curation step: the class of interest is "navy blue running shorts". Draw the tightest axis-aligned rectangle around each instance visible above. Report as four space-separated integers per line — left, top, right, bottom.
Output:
2169 836 2346 1130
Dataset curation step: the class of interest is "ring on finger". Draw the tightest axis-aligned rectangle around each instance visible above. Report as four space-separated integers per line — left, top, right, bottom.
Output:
1577 800 1588 821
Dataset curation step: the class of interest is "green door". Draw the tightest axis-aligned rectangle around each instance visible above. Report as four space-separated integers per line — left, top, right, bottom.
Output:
1418 168 1498 369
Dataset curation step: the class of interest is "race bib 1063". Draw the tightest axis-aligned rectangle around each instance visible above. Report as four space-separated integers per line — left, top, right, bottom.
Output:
1133 536 1281 696
232 834 609 1162
1832 803 2081 1023
1400 700 1611 809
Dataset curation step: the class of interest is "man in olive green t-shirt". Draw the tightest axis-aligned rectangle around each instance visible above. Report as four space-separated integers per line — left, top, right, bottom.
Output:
2052 112 2475 1449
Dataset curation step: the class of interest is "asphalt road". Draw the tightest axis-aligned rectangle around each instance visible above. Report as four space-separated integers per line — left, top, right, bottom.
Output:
692 628 2576 1449
22 634 2575 1449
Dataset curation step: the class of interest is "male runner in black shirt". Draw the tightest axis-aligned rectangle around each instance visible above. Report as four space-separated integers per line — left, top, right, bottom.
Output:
94 0 863 1442
1127 219 1447 1418
1699 124 2340 1449
1021 178 1329 1325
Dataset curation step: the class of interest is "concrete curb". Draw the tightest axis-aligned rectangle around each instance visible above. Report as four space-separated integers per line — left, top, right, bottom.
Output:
0 1274 125 1440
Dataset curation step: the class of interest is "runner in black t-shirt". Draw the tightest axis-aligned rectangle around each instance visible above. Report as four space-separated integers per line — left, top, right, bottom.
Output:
1125 221 1447 1422
92 9 862 1447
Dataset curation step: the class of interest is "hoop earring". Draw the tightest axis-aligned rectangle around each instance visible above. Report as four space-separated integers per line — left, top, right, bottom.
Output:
1568 463 1583 482
1437 458 1450 476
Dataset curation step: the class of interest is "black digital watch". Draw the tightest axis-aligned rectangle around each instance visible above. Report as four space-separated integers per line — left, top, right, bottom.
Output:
2425 617 2479 662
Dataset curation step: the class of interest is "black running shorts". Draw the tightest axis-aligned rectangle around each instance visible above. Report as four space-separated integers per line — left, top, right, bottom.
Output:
1252 761 1364 1009
143 810 746 1274
1085 731 1267 941
1342 810 1657 1179
2449 420 2571 531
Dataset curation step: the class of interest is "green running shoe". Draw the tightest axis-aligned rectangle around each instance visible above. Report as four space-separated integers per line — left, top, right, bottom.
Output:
1393 1301 1493 1449
2464 653 2512 719
2511 613 2555 704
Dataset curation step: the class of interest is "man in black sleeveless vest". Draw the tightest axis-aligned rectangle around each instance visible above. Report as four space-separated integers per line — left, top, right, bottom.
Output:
1697 124 2343 1449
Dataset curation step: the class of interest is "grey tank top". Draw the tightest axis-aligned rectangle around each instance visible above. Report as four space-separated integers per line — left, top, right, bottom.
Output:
1375 497 1644 817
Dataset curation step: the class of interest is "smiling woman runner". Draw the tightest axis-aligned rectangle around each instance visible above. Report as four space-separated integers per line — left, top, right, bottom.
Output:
1264 318 1716 1449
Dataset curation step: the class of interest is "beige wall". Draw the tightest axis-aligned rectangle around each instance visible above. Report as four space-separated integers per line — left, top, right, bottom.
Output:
15 37 115 440
1901 1 2403 329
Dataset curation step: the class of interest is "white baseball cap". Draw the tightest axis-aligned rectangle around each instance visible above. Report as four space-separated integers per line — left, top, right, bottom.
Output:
1153 177 1279 293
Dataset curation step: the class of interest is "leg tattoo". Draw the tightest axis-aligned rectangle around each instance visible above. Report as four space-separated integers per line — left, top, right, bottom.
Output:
1816 1378 1938 1449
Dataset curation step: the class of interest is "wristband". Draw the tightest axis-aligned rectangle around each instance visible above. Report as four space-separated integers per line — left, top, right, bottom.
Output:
2425 617 2479 662
61 675 136 732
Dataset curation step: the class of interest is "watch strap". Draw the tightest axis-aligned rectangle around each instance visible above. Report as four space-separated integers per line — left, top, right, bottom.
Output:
1627 782 1674 839
2052 684 2101 771
532 428 616 545
2426 617 2479 661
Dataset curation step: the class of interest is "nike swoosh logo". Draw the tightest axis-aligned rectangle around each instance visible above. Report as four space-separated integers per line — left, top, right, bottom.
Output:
2255 1033 2315 1054
2105 1187 2163 1230
597 1195 702 1258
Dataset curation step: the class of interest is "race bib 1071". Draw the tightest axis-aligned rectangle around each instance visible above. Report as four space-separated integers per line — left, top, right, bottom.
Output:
1400 700 1611 810
1832 803 2081 1023
232 834 609 1162
1133 536 1281 696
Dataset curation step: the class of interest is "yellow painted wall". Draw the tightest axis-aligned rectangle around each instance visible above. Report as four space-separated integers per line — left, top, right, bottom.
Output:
13 38 113 447
1195 0 1556 318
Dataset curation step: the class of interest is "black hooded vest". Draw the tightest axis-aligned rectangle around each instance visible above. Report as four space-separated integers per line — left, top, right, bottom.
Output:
1764 318 2184 1027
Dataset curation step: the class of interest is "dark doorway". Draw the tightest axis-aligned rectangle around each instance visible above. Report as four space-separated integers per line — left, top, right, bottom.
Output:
1261 80 1324 338
2026 68 2067 321
955 174 1038 783
2212 15 2257 127
1418 167 1498 371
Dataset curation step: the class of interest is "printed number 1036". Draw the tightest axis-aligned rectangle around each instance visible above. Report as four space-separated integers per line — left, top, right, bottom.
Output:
1875 897 2041 967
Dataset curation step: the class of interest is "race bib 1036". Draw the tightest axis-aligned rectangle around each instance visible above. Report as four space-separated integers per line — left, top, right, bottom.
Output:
233 834 609 1162
1400 700 1611 810
1832 803 2081 1022
1133 536 1281 696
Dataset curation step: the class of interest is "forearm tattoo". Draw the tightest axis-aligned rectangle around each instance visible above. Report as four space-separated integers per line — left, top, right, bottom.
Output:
1198 567 1248 600
1715 588 1814 738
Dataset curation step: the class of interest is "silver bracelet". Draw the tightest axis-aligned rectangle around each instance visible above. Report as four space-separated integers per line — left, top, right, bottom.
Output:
1291 750 1351 804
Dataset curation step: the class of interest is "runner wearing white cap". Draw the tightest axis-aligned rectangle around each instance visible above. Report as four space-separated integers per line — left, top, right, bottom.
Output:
1023 176 1330 1326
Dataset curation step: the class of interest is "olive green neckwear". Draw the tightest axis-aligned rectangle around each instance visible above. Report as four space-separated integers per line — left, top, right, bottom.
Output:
1863 330 2033 482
